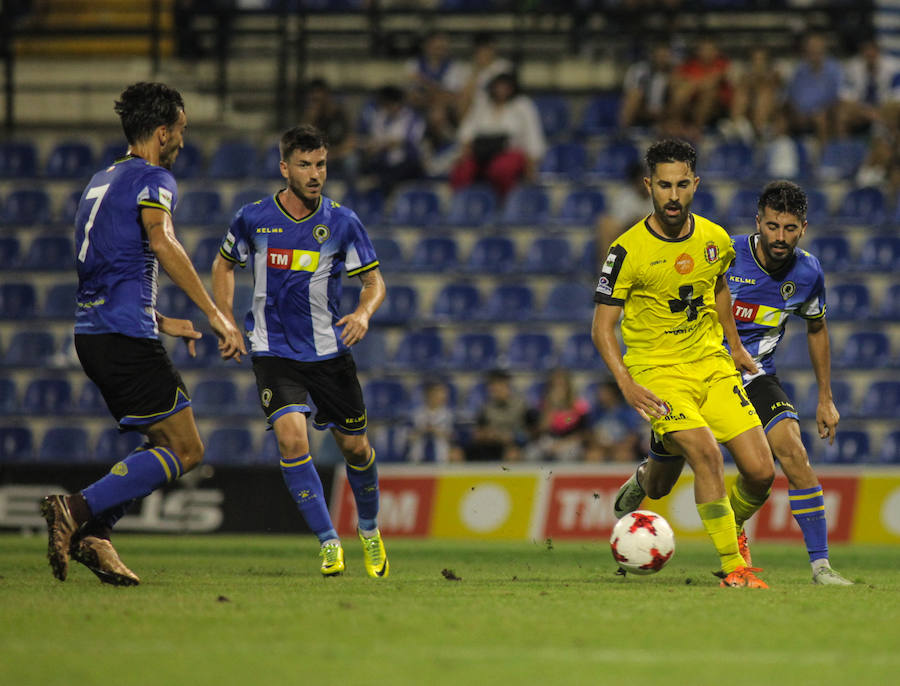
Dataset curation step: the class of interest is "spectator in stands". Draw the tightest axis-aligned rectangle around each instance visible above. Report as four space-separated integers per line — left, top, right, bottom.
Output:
583 380 643 463
408 380 463 463
458 32 515 117
523 368 591 462
619 42 676 133
669 38 733 138
450 71 546 197
594 161 649 263
359 85 426 194
466 369 530 462
406 30 467 132
300 78 357 184
785 32 842 142
837 36 900 138
723 47 783 142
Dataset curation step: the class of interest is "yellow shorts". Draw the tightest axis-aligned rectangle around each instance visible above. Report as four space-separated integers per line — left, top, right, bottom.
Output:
631 352 761 444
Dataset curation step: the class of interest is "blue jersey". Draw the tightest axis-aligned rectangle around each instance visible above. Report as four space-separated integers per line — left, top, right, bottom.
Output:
74 155 178 339
726 233 826 384
219 192 379 362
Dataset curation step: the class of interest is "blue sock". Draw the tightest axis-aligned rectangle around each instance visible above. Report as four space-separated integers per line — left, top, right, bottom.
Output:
346 449 379 532
82 447 182 516
281 453 338 544
789 486 829 563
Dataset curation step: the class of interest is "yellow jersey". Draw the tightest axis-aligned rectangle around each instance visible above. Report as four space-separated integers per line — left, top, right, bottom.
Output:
594 214 735 369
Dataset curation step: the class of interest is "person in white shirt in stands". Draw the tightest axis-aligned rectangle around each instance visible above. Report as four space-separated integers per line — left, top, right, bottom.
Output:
837 35 900 138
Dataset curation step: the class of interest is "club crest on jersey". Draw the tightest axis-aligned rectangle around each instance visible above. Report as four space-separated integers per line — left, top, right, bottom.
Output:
674 253 694 274
704 241 719 264
313 224 330 244
780 281 796 299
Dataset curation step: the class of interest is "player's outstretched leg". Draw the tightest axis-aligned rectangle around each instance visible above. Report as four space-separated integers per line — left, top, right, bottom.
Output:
70 535 140 586
40 495 80 581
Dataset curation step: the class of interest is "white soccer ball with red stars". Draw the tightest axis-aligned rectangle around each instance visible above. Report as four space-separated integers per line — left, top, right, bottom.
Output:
610 510 675 575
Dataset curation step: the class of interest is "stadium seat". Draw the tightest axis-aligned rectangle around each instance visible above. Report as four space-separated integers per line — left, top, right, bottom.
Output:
833 186 885 226
2 188 53 226
506 332 555 370
41 282 77 319
875 283 900 321
805 236 853 272
407 236 459 272
191 379 240 416
367 423 409 463
191 236 225 270
499 185 551 226
256 142 282 179
343 187 384 227
370 236 404 270
58 188 83 224
539 142 587 181
560 332 604 370
205 428 257 466
805 187 829 226
167 333 222 369
774 333 810 370
820 430 870 464
818 138 867 182
879 431 900 464
834 331 891 369
827 283 871 321
703 141 754 182
520 236 573 274
363 379 410 421
38 427 91 462
44 142 94 179
534 95 571 140
340 284 360 315
99 140 128 166
479 284 535 322
20 235 74 271
228 188 270 217
758 137 810 181
555 188 606 226
691 189 718 217
464 236 517 274
0 283 37 320
175 190 224 225
579 93 621 136
725 188 759 229
2 331 56 367
350 329 387 372
798 379 854 419
591 140 640 180
171 141 205 179
157 284 198 319
373 284 418 325
0 141 37 178
388 187 442 227
446 333 499 371
0 236 21 265
22 378 73 414
0 426 34 462
391 330 444 370
540 281 595 322
94 428 144 462
75 381 108 415
444 185 498 227
0 378 18 415
859 381 900 419
207 141 258 179
857 235 900 272
580 238 598 276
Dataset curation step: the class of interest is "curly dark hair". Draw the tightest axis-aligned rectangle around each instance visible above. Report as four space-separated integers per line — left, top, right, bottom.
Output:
113 82 185 144
757 180 808 221
645 139 697 174
279 124 329 161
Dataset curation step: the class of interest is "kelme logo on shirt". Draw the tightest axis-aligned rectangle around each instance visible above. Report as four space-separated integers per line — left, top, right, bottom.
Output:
674 253 694 274
267 248 320 272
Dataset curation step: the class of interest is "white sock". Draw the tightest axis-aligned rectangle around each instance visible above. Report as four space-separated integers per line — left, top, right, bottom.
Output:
359 528 378 538
811 558 831 573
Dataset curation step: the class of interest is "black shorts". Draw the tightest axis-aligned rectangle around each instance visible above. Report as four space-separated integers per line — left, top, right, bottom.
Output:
745 374 798 432
74 333 191 431
251 353 367 435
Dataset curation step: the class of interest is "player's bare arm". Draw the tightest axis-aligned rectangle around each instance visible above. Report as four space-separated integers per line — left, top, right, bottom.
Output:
807 317 839 445
155 311 202 357
211 253 241 330
338 267 385 347
591 303 666 421
714 273 758 374
143 206 246 361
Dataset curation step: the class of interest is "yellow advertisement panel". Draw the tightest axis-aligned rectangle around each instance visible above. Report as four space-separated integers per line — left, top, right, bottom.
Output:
431 474 539 540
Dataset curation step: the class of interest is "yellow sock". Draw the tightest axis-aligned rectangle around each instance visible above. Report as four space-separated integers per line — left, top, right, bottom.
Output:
729 478 770 531
697 497 745 574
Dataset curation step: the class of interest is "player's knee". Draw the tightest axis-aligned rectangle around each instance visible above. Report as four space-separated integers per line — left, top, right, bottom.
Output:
341 437 372 466
175 436 204 471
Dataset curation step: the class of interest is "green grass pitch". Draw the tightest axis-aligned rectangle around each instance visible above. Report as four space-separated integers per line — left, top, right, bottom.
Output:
1 534 897 685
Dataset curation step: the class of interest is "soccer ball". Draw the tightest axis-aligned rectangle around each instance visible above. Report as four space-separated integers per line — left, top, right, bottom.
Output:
609 510 675 575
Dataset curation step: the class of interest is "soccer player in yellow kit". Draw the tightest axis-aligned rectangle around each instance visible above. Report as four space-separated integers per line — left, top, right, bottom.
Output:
592 139 775 588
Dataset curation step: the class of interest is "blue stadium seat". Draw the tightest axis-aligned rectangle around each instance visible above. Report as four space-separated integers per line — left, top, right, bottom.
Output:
228 188 270 217
22 378 73 414
834 331 891 369
255 142 282 179
534 95 571 140
464 236 516 274
59 188 83 224
818 139 867 182
373 284 418 325
0 283 37 319
0 141 38 178
591 140 640 180
407 236 459 272
691 189 718 216
167 333 222 369
99 140 129 166
388 187 442 227
38 427 91 462
833 186 885 226
444 185 498 227
343 187 384 226
191 236 225 270
75 381 107 415
820 430 870 464
207 141 258 179
20 236 74 271
191 379 240 416
175 190 224 225
205 428 257 466
370 236 403 270
775 333 810 370
758 137 810 181
521 236 573 274
859 381 900 419
725 188 759 228
446 333 499 371
879 431 900 464
539 142 587 181
2 188 53 225
876 283 900 321
41 282 77 319
479 284 535 322
798 379 854 419
560 332 604 370
580 238 598 276
391 330 443 370
540 281 595 322
857 235 900 272
340 284 360 315
45 142 94 179
806 236 853 272
171 141 205 179
704 141 754 182
430 283 482 325
827 283 871 321
805 188 829 226
0 378 18 414
367 423 409 462
363 379 410 421
157 284 198 319
0 426 34 462
506 332 555 370
579 94 621 136
0 236 21 265
2 331 56 367
499 185 551 226
94 428 144 462
351 329 388 372
555 188 606 226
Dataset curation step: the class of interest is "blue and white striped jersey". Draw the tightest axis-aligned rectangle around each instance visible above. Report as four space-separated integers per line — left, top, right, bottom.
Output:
74 155 178 338
219 192 379 362
726 233 827 384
